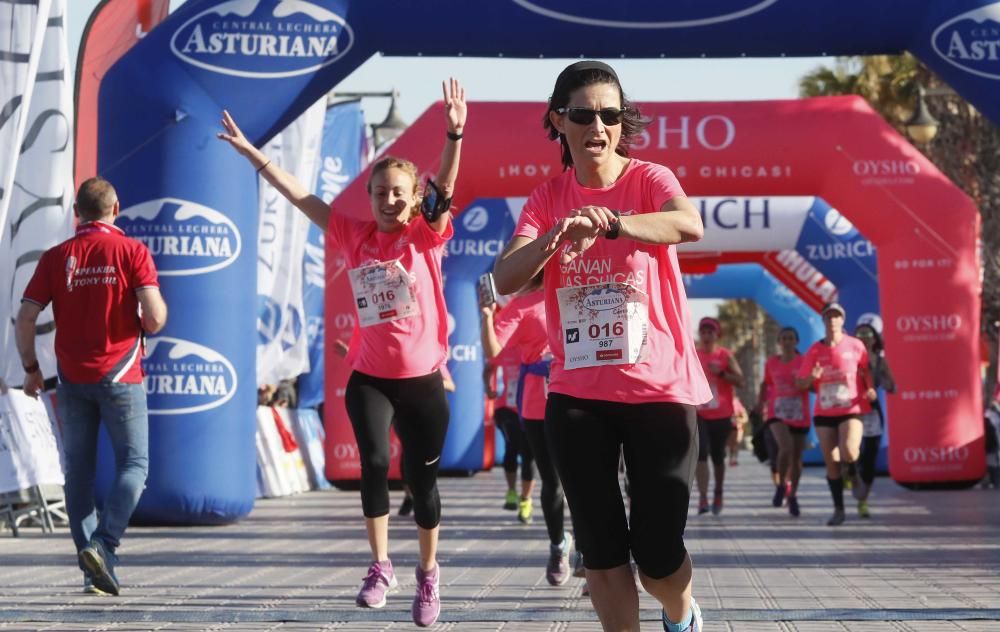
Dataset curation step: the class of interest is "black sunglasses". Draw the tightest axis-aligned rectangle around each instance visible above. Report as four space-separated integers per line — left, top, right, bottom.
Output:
556 107 626 126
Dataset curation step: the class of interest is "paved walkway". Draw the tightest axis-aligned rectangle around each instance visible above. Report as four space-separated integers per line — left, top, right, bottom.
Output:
1 459 999 631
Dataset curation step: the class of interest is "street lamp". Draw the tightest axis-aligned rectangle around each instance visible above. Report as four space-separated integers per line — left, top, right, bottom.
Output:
905 85 941 144
328 89 408 151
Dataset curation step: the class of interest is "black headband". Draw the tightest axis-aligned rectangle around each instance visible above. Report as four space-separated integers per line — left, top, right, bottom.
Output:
552 60 621 98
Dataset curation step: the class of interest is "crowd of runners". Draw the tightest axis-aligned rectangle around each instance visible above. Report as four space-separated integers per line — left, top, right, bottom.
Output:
20 62 905 632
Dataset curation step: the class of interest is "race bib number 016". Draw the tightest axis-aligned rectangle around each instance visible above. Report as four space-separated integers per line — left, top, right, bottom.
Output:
348 260 420 328
557 282 648 370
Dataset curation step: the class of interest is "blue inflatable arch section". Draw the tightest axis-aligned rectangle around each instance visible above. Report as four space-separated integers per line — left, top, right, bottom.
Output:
98 0 998 523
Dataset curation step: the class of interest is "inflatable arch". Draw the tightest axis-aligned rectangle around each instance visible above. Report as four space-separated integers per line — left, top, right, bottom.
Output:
98 0 992 522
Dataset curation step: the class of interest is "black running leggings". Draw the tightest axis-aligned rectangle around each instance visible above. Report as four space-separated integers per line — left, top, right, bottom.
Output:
858 435 881 486
345 370 449 529
697 416 731 466
546 393 698 579
495 407 535 482
522 418 565 546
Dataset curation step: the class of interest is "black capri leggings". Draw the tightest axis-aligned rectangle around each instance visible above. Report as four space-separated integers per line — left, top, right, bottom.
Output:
858 435 881 485
522 418 564 546
697 416 731 466
545 393 698 579
495 407 535 482
345 370 449 529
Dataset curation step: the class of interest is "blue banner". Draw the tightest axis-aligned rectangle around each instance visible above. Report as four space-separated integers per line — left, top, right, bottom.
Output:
298 100 366 408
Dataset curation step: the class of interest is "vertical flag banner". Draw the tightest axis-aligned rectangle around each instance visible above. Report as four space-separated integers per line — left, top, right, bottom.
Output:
256 99 326 387
0 0 73 386
299 99 365 409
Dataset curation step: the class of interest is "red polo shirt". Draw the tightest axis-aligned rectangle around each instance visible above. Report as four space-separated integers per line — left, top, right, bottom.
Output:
22 221 158 384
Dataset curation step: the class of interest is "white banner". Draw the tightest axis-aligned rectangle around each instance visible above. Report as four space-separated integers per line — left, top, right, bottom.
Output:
256 99 326 387
0 0 74 387
0 389 65 494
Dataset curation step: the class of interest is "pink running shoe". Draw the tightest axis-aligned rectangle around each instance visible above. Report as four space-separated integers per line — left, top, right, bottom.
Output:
412 564 441 627
355 560 397 608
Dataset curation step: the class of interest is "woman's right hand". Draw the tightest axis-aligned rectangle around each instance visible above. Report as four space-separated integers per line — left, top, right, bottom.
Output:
217 110 256 159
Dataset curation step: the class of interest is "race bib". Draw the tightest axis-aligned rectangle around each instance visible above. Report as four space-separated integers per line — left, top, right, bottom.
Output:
819 381 852 410
505 374 519 409
774 396 804 421
557 282 648 370
700 380 720 411
861 411 882 437
348 260 419 328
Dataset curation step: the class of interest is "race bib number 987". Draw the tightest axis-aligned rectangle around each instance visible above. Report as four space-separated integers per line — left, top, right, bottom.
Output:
557 282 648 370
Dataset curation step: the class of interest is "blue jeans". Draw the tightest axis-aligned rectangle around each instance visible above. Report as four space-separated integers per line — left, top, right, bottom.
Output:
58 382 149 562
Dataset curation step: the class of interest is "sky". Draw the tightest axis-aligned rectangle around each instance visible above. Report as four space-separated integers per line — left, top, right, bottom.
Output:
65 0 837 323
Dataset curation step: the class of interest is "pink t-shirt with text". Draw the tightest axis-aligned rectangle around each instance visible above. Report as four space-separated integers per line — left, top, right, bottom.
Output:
513 159 711 406
763 354 811 428
798 336 871 417
493 290 549 420
696 346 736 420
328 213 452 379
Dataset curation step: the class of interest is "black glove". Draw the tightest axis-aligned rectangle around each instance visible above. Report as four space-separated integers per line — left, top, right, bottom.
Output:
420 178 452 223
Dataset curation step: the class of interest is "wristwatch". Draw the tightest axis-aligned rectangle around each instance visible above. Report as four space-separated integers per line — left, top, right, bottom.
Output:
605 210 622 240
22 361 40 374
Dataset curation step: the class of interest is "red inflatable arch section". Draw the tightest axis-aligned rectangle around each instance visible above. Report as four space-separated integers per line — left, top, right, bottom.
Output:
328 96 982 485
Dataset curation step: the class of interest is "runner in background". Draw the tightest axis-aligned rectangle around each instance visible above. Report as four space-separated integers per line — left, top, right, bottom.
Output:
217 78 466 627
494 60 711 632
481 301 536 523
797 303 874 527
853 322 895 518
755 326 810 517
695 317 745 516
482 273 575 587
728 398 748 467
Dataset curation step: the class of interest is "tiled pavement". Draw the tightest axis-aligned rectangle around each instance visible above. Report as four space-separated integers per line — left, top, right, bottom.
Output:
2 459 999 631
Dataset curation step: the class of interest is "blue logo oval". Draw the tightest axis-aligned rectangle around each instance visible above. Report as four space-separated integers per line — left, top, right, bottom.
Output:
143 337 238 415
119 198 242 276
511 0 777 29
932 3 1000 80
170 0 355 78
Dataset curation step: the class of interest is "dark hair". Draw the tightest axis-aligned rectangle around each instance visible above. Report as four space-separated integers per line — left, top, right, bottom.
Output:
544 61 648 170
778 326 800 343
76 177 118 220
855 324 884 353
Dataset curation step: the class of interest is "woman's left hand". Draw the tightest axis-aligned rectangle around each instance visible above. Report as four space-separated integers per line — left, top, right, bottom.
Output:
443 77 467 133
866 387 878 402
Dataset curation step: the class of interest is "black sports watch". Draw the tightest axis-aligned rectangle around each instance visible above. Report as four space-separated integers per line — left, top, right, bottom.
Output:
605 210 622 240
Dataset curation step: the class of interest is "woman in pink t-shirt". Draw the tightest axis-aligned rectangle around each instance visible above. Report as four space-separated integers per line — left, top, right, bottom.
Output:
694 317 745 517
494 60 710 632
796 303 875 527
218 80 467 626
755 326 811 517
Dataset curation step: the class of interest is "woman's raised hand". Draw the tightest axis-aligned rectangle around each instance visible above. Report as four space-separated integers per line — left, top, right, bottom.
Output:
443 78 467 133
217 110 255 158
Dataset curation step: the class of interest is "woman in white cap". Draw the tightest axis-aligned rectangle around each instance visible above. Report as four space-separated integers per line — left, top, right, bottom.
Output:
796 303 876 526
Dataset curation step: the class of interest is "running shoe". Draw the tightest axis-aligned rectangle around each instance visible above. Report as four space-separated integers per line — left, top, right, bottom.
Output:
826 507 846 526
546 533 573 586
412 564 441 627
661 596 702 631
581 581 590 597
79 540 119 596
711 491 723 516
697 495 710 515
852 479 868 501
503 489 518 510
517 498 533 524
356 560 397 608
787 495 800 517
398 495 414 517
857 500 871 519
572 550 586 578
771 483 785 507
83 572 109 596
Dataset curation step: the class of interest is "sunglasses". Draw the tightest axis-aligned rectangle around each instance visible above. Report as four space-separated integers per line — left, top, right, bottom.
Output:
556 107 626 126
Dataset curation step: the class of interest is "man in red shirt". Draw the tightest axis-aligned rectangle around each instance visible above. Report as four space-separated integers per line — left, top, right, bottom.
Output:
15 177 167 596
